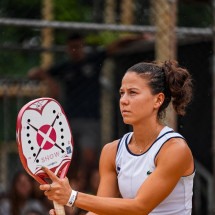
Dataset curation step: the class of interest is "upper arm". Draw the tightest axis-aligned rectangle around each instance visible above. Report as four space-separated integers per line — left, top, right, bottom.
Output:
85 141 120 215
134 138 194 213
96 140 120 198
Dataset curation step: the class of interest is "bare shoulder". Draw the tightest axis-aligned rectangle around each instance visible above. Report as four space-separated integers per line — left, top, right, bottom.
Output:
162 138 192 156
100 140 119 162
156 137 194 175
102 139 119 154
99 140 120 170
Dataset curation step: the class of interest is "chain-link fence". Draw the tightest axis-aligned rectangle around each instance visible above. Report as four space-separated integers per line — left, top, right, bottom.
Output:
0 0 214 214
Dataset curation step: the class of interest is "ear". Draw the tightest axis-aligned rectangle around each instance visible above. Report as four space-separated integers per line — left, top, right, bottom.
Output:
154 93 165 109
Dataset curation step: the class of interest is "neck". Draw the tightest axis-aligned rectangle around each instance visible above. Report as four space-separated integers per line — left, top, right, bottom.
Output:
132 120 164 150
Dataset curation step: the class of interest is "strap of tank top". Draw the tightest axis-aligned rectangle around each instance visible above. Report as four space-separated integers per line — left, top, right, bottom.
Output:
152 131 185 163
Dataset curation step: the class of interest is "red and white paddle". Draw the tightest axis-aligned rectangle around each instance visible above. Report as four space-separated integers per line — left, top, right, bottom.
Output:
16 97 74 215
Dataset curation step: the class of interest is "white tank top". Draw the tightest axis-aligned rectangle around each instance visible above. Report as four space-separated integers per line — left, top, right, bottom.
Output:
116 126 195 215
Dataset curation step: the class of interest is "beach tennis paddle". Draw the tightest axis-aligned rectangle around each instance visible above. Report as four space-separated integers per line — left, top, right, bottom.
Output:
16 97 74 215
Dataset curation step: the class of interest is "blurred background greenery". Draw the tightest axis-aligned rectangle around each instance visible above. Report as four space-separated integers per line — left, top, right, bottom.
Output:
0 0 212 76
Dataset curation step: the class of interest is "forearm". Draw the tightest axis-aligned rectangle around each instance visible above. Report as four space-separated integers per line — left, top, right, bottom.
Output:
75 192 148 215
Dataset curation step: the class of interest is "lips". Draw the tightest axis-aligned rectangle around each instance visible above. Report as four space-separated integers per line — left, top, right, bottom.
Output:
121 110 130 115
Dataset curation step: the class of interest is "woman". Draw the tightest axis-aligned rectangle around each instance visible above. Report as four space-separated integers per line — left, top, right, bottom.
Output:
40 60 194 215
0 171 47 215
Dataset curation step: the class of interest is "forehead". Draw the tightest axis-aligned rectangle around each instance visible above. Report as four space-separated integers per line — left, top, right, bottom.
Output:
121 72 149 87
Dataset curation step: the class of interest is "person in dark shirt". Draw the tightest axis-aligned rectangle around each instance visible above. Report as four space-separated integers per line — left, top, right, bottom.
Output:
48 33 106 120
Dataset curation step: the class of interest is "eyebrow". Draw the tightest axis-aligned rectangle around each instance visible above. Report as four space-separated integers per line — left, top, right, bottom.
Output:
119 87 140 92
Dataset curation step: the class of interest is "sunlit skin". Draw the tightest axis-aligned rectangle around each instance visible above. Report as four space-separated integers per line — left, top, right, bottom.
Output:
120 71 164 149
120 72 163 123
40 71 194 215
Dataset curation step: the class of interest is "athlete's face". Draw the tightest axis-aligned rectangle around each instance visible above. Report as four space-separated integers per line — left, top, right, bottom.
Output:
119 72 162 125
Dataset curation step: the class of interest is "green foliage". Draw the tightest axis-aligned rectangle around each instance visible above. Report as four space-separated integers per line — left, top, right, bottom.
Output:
0 0 41 43
178 2 212 27
0 0 41 18
52 0 93 44
85 32 122 46
0 26 40 44
0 0 213 78
0 51 40 77
53 0 92 22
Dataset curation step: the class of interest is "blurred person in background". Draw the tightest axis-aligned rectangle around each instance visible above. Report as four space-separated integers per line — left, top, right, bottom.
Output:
28 33 146 175
32 180 53 212
23 209 44 215
0 171 48 215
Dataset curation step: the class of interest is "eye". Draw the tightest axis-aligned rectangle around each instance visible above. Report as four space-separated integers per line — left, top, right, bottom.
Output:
130 91 137 95
119 91 124 97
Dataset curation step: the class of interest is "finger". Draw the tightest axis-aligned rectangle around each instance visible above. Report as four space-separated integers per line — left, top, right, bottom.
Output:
42 166 60 182
40 184 52 191
49 209 56 215
40 181 54 192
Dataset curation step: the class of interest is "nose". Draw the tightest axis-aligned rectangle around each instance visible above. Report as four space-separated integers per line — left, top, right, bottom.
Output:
120 94 129 106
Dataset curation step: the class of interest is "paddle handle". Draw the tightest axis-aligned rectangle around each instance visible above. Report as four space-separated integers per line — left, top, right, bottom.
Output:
53 201 65 215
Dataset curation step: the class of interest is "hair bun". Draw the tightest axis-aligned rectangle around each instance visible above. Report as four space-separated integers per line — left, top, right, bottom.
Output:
163 60 192 115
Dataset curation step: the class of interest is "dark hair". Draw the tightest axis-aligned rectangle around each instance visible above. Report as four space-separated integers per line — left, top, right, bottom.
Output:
67 32 84 42
10 171 34 215
126 60 193 118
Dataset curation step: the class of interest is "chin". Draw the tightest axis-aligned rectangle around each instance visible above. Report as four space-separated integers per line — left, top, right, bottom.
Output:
122 118 133 125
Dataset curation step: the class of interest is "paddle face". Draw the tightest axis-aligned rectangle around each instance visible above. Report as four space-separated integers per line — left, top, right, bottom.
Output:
16 97 73 184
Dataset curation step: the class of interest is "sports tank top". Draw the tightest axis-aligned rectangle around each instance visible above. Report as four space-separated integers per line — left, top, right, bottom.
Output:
116 126 195 215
